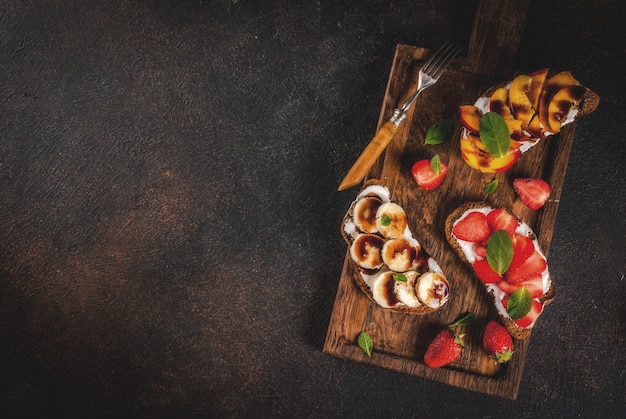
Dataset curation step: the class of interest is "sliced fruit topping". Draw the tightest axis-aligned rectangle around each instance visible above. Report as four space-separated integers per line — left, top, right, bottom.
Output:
527 68 549 110
474 240 488 258
473 259 502 283
525 113 547 138
482 320 514 364
538 71 581 133
459 105 482 133
489 88 522 136
452 211 490 242
508 74 534 129
487 208 518 236
411 155 448 190
503 296 543 328
416 272 450 309
546 85 588 133
513 178 551 210
505 250 547 284
497 274 544 298
508 234 535 272
460 132 522 173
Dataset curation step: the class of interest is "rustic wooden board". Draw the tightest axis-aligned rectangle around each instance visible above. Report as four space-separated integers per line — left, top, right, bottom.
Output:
324 0 580 400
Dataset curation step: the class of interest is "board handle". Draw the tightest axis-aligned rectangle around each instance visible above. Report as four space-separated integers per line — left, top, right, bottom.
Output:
466 0 531 78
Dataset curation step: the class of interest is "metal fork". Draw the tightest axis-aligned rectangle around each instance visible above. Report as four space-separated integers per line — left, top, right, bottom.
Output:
338 41 461 191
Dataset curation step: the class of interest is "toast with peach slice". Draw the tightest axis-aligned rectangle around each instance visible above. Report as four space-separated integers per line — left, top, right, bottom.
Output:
445 202 555 340
459 69 599 173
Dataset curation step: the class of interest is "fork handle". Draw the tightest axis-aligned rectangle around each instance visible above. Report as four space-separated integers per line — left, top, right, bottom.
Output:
338 118 401 191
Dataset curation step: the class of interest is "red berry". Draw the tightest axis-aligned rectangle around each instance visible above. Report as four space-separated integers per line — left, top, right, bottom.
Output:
452 211 491 242
516 299 544 328
474 240 488 258
473 260 502 283
508 234 535 272
482 321 514 364
505 250 547 284
486 208 518 236
412 157 448 190
424 329 464 368
497 274 544 298
513 178 551 210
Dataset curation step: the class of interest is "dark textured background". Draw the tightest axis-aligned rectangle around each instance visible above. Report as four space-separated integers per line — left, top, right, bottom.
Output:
1 0 624 417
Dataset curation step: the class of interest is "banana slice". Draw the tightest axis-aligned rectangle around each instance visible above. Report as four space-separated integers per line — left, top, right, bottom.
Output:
416 272 450 309
375 202 407 238
352 196 383 233
381 238 418 272
393 271 421 307
371 272 398 308
349 234 385 270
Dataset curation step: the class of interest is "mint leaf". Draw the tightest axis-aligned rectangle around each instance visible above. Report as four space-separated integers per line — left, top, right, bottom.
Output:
448 312 475 327
430 155 442 175
484 179 498 194
425 120 454 145
393 273 407 283
380 214 391 226
507 288 532 320
479 112 511 158
357 331 373 357
486 230 514 274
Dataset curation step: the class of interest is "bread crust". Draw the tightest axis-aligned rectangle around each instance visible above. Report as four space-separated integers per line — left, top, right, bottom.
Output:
445 202 555 340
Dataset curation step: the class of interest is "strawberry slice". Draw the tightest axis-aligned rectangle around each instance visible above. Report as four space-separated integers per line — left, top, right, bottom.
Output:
497 274 544 298
474 240 488 258
505 250 547 284
513 178 551 210
472 260 502 283
452 211 490 242
411 156 448 190
502 298 543 328
508 234 535 272
486 208 518 236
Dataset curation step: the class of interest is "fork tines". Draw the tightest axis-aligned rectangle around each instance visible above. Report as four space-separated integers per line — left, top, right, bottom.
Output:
422 41 461 79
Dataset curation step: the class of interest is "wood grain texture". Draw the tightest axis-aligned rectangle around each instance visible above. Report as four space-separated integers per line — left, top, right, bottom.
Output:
324 1 582 399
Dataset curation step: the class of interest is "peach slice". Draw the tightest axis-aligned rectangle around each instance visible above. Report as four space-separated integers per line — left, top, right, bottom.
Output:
509 74 534 129
490 88 522 135
538 71 581 133
527 68 549 110
546 85 588 133
460 132 522 173
459 105 482 133
526 114 546 138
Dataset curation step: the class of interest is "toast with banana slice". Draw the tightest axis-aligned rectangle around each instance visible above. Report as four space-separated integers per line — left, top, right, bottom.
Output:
341 180 450 314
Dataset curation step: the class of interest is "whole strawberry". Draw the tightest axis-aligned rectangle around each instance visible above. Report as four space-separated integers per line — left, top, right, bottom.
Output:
424 329 465 368
423 313 474 368
482 320 514 364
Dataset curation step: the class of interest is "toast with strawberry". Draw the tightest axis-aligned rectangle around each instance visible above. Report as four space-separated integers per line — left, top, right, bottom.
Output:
444 202 555 340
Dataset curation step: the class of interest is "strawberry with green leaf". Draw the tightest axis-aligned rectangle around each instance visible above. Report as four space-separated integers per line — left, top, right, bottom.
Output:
482 320 515 364
412 155 448 190
424 313 474 368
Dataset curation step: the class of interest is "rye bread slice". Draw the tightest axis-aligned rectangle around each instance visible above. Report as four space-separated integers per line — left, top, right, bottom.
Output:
340 180 446 315
445 202 555 340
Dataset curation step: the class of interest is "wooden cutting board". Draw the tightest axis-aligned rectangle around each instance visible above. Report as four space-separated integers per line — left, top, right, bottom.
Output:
324 0 580 399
